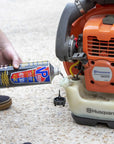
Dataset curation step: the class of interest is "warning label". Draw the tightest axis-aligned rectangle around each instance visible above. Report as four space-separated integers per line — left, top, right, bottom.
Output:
92 67 112 82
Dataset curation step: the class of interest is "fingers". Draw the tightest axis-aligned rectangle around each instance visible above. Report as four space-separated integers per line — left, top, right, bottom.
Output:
12 55 22 69
5 47 22 69
3 45 23 69
0 31 22 68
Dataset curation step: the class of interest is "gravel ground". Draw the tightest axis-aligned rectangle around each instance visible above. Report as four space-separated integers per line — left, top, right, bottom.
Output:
0 0 114 144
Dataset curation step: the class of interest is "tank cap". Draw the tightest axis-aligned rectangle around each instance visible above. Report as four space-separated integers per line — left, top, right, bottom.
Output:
54 90 66 107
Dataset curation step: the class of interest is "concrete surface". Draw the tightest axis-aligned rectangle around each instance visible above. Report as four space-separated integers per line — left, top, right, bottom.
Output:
0 0 114 144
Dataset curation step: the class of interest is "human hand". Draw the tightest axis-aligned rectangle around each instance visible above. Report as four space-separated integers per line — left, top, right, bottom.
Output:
0 30 22 69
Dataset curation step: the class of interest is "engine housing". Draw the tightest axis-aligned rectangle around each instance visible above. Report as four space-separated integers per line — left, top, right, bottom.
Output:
83 15 114 93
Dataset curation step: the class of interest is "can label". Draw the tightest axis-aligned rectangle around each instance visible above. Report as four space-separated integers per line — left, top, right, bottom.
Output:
10 66 50 84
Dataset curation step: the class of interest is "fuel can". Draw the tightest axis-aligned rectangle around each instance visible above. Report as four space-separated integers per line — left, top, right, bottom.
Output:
0 61 60 88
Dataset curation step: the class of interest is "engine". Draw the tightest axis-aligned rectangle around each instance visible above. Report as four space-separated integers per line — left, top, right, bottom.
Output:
83 15 114 93
56 0 114 94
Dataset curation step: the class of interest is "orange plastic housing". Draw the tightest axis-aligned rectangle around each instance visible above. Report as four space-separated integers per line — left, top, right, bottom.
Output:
63 5 114 93
84 14 114 93
63 4 114 75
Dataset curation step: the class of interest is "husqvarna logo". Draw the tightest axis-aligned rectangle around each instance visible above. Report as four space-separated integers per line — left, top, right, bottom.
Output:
86 108 114 115
94 70 110 75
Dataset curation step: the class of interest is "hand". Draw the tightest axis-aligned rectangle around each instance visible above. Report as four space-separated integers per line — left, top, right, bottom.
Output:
0 30 22 69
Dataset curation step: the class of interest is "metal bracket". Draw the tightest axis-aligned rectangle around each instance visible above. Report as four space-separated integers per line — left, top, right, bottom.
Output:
72 52 87 64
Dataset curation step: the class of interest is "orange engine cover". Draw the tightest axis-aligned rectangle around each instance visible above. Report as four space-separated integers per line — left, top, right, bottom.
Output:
83 15 114 93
